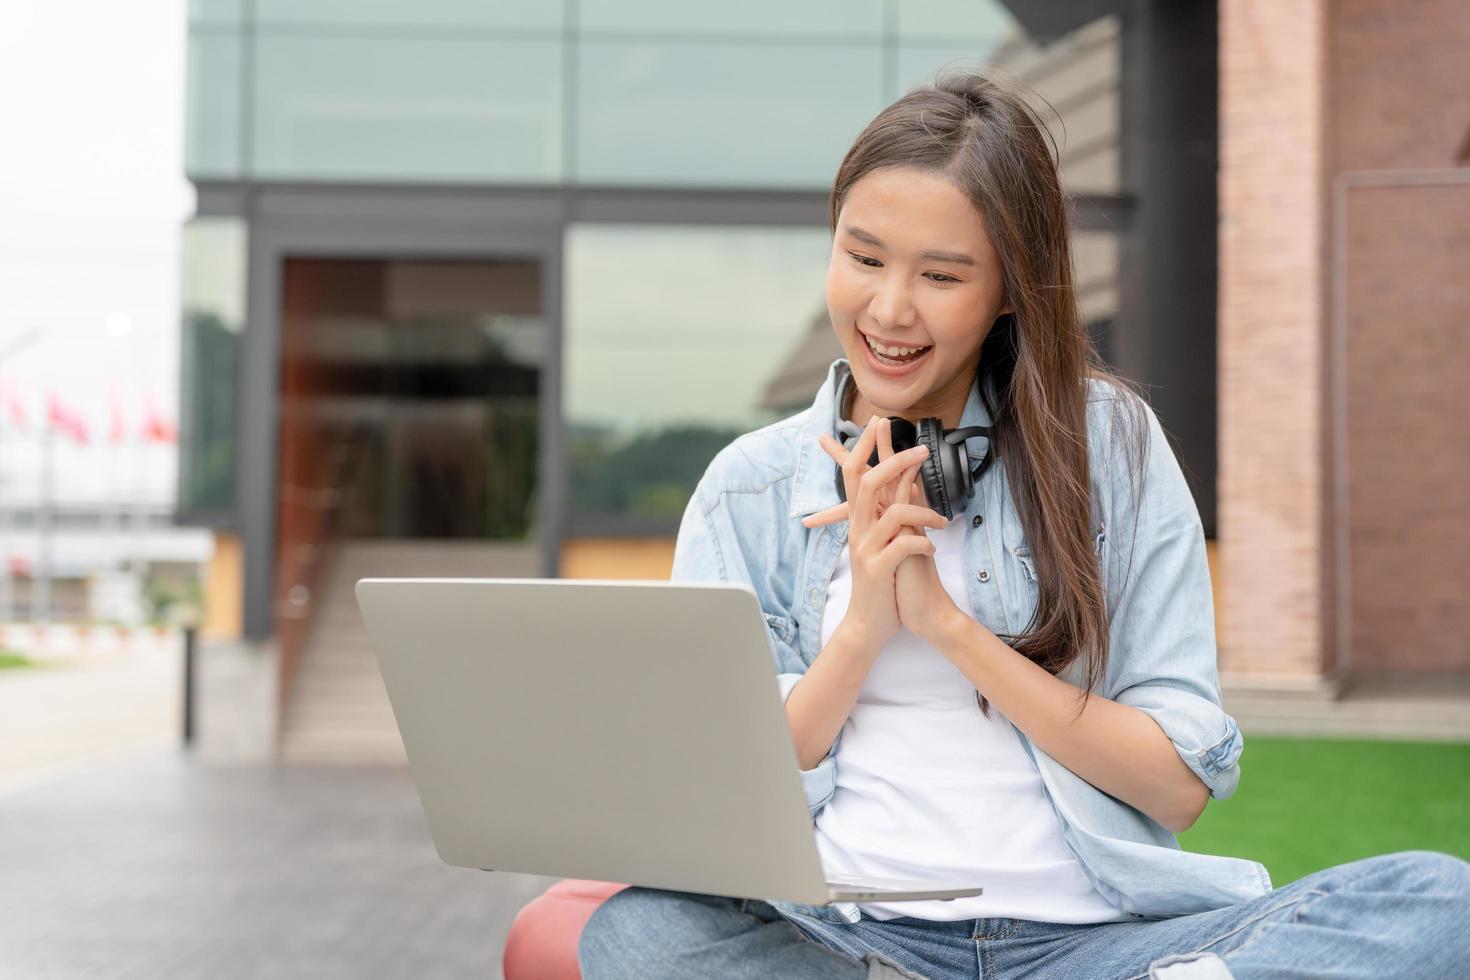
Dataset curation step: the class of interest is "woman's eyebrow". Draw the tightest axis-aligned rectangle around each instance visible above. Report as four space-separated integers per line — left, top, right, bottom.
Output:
844 226 976 266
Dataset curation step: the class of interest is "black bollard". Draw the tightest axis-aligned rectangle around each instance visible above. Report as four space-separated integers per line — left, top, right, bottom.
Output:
182 626 196 746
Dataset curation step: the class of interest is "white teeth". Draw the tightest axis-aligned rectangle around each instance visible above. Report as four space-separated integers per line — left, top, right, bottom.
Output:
865 334 929 357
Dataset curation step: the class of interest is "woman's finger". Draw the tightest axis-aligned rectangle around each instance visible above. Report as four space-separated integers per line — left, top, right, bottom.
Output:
874 418 896 520
840 416 881 472
806 419 928 530
874 532 936 577
874 502 947 542
800 459 927 530
859 444 930 496
890 460 930 536
853 443 927 541
816 431 847 464
840 417 883 520
896 459 917 505
800 502 849 528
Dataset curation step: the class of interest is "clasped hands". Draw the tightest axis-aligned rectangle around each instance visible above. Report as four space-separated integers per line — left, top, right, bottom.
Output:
800 415 964 647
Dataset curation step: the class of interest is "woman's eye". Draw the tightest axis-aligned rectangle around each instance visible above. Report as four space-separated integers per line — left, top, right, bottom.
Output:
847 253 957 284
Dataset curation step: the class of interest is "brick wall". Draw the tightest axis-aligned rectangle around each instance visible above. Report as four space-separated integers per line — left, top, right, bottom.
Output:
1218 0 1333 683
1218 0 1470 683
1331 1 1470 672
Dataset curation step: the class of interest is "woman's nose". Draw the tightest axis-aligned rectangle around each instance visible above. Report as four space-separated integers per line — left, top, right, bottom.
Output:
867 275 917 330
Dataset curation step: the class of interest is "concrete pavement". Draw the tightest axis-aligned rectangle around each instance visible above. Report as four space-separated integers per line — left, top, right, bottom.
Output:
0 748 561 979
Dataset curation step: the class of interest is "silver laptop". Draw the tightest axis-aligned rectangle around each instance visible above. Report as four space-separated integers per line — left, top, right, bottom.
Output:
354 577 983 908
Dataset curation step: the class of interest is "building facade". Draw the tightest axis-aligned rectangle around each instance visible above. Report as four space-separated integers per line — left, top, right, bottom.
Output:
177 0 1231 760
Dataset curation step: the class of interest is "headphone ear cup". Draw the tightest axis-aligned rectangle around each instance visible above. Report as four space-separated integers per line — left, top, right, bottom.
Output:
887 417 918 451
917 420 952 520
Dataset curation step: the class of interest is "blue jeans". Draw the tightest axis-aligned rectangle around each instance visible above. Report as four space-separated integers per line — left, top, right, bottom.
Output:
578 851 1470 979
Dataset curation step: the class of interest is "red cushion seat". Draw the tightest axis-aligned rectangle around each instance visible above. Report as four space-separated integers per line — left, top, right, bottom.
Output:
502 880 631 980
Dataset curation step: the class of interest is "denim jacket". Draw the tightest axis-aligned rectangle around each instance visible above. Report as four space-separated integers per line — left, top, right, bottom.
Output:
669 357 1272 925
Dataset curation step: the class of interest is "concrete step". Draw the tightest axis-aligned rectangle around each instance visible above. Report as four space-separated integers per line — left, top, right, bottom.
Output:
280 538 546 767
280 736 408 767
284 707 395 731
294 646 379 669
291 662 384 683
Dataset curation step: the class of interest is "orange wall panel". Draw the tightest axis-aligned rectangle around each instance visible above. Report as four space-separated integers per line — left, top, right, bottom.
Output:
560 538 677 580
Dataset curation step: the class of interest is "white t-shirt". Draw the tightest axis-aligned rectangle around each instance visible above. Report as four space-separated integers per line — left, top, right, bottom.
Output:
813 512 1130 923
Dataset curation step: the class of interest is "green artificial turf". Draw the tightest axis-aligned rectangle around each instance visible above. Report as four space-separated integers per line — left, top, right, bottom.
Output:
0 650 33 670
1177 736 1470 887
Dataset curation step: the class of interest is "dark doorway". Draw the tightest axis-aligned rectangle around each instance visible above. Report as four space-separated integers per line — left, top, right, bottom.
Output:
275 257 547 548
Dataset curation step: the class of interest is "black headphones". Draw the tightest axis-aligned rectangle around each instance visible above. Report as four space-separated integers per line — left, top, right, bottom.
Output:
833 371 996 522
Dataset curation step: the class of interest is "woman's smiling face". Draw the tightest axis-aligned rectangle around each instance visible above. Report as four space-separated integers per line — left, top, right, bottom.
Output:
826 165 1011 429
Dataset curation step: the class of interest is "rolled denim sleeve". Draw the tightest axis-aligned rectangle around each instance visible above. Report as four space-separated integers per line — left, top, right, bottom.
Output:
670 477 837 818
1101 395 1243 801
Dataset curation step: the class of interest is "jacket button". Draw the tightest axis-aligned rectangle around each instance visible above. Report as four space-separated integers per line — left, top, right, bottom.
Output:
977 569 990 583
972 515 983 527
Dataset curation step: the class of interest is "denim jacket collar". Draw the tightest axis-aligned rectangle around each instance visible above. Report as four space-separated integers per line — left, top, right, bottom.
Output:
789 357 995 521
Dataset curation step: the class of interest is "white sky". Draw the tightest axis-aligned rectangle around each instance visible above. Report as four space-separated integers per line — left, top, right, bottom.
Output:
0 1 194 506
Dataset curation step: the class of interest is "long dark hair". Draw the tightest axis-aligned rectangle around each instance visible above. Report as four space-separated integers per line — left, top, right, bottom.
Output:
829 69 1148 710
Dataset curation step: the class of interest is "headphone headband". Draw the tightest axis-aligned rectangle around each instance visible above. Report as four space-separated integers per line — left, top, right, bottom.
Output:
830 366 995 521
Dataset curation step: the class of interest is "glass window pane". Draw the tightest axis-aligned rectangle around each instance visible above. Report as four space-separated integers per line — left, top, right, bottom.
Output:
578 0 883 38
178 217 247 516
893 46 1009 101
254 0 563 30
896 17 1120 197
189 0 243 26
185 30 243 179
576 41 884 189
252 36 563 182
565 224 834 525
895 0 1018 40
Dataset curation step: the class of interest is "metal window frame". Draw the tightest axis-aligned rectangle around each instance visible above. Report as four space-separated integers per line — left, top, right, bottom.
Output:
182 0 1225 658
189 180 1135 640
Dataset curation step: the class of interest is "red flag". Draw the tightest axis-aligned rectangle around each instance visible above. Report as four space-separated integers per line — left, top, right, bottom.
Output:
0 379 26 430
141 390 177 444
108 386 127 444
47 391 90 444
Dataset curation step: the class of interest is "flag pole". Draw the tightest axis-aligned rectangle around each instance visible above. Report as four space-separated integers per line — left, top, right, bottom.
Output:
0 378 9 623
0 327 45 622
0 385 9 623
38 398 53 624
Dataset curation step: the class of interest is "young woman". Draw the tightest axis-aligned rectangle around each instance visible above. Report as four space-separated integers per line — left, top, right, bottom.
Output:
578 70 1470 980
